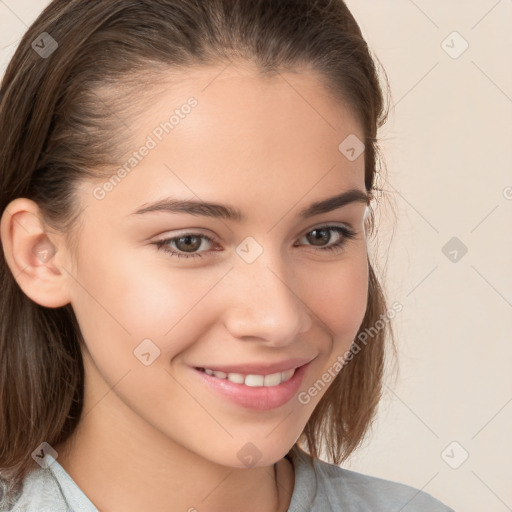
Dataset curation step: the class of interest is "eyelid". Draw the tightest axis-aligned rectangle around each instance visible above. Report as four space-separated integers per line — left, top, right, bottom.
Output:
152 228 217 243
293 220 354 242
300 220 354 233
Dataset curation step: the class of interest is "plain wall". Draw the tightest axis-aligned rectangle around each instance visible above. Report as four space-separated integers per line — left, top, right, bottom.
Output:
341 3 512 512
1 2 511 511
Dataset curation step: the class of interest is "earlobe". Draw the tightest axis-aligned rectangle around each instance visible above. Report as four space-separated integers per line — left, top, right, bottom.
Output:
0 198 72 308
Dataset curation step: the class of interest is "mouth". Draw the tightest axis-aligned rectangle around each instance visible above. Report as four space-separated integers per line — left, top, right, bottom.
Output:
194 366 297 387
192 360 313 411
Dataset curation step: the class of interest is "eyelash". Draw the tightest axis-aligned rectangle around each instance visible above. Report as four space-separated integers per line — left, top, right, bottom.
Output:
152 225 357 260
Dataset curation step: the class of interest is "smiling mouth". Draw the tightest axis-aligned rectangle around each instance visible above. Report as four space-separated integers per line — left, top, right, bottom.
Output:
192 360 312 411
195 367 296 387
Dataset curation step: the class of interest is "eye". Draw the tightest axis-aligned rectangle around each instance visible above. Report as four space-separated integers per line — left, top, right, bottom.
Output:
152 233 217 259
295 224 357 255
152 224 357 260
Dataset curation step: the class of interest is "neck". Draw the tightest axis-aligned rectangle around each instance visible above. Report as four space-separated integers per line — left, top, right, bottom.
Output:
54 391 295 512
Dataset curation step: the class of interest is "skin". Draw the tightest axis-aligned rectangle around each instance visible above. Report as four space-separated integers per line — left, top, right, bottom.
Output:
1 61 369 512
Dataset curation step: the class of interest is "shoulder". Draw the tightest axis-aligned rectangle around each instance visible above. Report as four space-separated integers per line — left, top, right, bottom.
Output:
0 456 96 512
314 460 454 511
0 466 67 512
287 446 455 512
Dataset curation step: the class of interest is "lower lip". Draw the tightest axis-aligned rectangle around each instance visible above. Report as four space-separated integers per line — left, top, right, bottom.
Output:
192 362 310 411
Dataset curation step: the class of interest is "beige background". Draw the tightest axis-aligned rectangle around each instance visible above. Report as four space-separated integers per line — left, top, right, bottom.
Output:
1 1 511 511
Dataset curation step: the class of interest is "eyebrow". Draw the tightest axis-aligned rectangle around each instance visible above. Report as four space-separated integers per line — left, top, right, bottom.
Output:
131 188 369 221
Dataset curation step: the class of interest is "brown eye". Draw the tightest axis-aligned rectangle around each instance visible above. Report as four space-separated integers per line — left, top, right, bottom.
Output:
173 235 203 253
305 227 333 246
153 233 216 259
297 225 356 254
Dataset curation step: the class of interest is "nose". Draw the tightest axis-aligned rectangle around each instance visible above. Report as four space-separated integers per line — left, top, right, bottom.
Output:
221 251 313 347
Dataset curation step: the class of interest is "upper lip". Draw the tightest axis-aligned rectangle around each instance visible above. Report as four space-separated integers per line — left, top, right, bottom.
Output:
194 357 315 375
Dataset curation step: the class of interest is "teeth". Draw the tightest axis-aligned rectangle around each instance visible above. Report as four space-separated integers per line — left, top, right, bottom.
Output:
202 367 296 387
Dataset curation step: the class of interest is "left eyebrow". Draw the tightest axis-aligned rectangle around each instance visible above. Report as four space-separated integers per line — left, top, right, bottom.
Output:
131 188 369 221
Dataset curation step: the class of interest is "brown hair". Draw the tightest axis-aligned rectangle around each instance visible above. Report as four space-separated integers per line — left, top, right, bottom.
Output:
0 0 394 505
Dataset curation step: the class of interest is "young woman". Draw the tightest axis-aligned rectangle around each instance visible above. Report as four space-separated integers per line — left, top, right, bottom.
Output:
0 1 454 511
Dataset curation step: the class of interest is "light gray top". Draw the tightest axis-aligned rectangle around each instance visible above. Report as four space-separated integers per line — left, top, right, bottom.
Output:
1 445 455 511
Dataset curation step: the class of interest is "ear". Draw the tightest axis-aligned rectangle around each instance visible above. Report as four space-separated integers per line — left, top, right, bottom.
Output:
363 204 371 239
0 198 73 308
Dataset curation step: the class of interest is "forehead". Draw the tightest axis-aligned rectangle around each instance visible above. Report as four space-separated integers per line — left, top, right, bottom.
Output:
135 60 363 153
81 62 366 223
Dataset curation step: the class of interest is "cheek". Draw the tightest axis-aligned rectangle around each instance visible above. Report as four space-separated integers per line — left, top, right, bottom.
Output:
68 241 227 371
68 245 220 426
305 252 369 345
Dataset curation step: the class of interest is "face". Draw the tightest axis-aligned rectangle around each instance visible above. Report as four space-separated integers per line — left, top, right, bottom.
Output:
66 62 369 468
